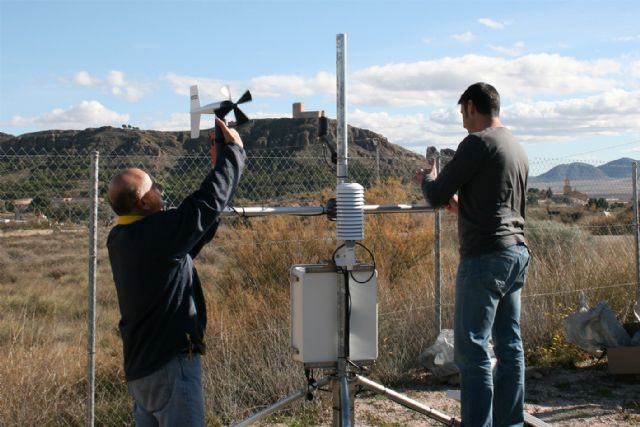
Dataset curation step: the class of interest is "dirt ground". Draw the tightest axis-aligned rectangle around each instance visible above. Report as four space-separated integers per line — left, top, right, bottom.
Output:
264 364 640 426
349 365 640 426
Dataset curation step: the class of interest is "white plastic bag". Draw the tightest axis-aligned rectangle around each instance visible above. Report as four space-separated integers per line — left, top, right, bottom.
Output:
418 329 497 378
563 299 631 353
419 329 458 377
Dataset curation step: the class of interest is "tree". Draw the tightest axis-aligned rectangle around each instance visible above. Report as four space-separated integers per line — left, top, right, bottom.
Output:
527 188 540 205
597 198 609 209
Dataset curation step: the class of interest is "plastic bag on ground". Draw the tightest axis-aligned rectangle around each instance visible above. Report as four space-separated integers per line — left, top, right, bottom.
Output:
563 299 631 353
418 329 497 378
419 329 458 377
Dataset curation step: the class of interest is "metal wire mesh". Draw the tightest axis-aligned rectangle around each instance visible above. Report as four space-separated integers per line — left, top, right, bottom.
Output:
0 146 637 425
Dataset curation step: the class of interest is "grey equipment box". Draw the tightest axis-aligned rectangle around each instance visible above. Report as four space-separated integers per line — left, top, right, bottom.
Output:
290 264 378 367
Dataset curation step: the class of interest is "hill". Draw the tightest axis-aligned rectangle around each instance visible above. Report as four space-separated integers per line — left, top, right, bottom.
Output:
0 118 424 167
597 157 638 179
530 162 608 182
0 119 427 206
0 132 14 143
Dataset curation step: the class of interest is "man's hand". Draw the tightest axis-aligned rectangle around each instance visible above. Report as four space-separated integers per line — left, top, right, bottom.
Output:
427 158 438 179
215 117 243 148
413 159 437 185
446 194 459 215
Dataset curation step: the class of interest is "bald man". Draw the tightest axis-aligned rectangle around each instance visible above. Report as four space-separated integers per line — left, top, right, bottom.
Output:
107 118 245 426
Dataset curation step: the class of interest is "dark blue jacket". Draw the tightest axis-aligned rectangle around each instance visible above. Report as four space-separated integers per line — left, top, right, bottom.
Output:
107 144 245 380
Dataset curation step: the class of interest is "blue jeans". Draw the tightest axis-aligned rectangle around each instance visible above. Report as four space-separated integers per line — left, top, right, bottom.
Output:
454 244 529 427
127 354 205 427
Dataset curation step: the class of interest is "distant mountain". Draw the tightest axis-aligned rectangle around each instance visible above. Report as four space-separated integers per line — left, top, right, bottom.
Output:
530 162 609 182
530 157 639 183
597 157 638 179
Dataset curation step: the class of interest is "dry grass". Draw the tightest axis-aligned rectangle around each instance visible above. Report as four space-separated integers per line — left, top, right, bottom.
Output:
0 180 636 425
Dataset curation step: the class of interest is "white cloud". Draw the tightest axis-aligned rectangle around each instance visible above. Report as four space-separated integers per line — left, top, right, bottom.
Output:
139 54 640 149
9 101 129 130
478 18 506 29
74 71 100 86
452 32 475 43
71 70 150 101
346 89 640 150
629 61 640 80
350 53 624 107
164 72 233 99
249 111 291 119
349 109 461 149
166 71 335 101
143 112 190 132
142 110 291 133
488 41 525 56
249 72 335 97
503 89 640 141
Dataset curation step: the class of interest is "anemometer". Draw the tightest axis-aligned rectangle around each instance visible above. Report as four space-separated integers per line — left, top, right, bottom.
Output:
189 84 252 165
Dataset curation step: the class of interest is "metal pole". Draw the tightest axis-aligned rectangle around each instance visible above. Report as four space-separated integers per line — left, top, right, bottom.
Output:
86 151 99 427
232 377 330 427
334 32 352 427
219 204 434 218
434 154 442 335
336 33 347 184
632 162 639 313
354 375 460 426
375 142 380 183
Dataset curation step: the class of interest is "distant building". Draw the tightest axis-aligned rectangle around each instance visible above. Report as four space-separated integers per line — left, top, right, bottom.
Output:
13 198 32 220
292 102 324 119
551 178 589 205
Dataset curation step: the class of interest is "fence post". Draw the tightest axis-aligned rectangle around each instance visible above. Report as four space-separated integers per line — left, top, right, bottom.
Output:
632 161 639 315
434 153 442 335
87 151 99 427
375 141 380 183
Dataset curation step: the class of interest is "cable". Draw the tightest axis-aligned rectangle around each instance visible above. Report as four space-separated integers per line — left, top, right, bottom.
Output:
321 140 335 168
557 139 640 159
349 242 377 284
332 243 346 264
344 270 351 357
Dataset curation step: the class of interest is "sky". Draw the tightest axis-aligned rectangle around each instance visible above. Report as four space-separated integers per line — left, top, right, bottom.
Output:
1 0 640 164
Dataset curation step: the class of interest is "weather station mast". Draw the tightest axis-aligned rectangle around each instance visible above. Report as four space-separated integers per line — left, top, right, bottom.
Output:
226 34 463 427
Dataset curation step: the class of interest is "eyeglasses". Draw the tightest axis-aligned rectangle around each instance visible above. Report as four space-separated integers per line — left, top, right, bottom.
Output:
151 181 164 194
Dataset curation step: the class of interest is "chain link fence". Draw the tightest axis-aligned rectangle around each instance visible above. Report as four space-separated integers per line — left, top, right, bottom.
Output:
0 146 638 426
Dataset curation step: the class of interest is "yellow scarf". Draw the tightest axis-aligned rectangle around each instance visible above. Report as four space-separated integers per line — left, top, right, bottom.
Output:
117 215 145 225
